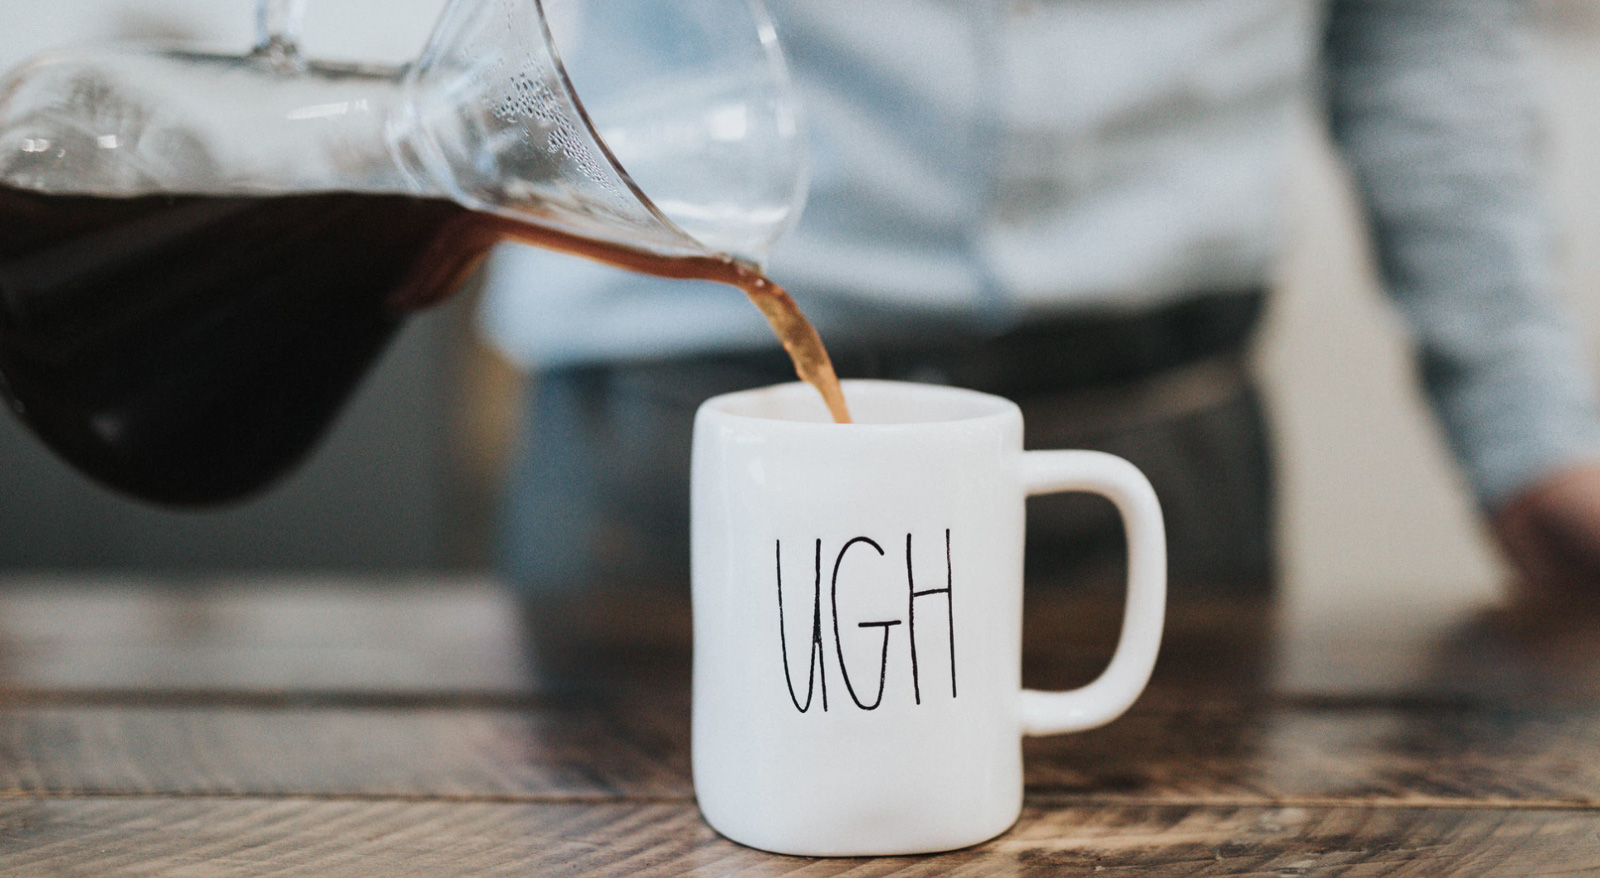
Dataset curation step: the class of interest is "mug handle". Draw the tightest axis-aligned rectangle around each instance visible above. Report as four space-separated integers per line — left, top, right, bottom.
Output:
1017 450 1167 735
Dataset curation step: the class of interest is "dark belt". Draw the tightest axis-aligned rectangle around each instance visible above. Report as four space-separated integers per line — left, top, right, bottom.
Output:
821 290 1267 399
570 290 1267 413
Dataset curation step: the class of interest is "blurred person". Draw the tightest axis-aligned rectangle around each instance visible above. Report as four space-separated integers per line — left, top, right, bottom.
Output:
481 0 1600 671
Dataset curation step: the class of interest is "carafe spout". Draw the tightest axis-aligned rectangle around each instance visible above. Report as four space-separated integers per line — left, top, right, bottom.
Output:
401 0 806 262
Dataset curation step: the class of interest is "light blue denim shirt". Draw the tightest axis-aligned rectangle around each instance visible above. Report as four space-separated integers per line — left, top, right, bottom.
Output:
480 0 1600 505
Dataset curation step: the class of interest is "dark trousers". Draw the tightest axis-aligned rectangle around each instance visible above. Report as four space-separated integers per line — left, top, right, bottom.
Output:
499 292 1274 601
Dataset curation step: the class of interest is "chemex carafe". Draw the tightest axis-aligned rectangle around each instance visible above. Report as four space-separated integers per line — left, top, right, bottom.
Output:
0 0 808 506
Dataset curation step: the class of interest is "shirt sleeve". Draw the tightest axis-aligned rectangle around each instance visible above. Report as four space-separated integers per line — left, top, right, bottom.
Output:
1324 0 1600 506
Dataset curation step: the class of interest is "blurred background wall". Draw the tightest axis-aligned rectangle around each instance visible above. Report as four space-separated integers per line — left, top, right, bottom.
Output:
1266 0 1600 616
1 0 1597 604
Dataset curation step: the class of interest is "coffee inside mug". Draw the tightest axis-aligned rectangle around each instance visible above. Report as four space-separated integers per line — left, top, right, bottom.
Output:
707 379 1012 425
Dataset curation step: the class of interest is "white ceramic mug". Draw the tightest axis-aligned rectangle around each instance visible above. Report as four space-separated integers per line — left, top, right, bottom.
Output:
690 380 1167 856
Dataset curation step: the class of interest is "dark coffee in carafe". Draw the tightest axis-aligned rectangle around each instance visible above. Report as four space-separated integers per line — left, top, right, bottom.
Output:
0 185 848 506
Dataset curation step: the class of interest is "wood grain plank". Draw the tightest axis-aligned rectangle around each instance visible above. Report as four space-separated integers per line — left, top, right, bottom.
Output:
2 797 1597 876
0 704 691 800
0 580 531 693
0 581 1271 699
1024 699 1600 806
11 579 1587 706
7 695 1600 808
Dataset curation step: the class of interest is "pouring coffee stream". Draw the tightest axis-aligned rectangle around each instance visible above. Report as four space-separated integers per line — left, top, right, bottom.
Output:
0 0 847 507
396 207 852 425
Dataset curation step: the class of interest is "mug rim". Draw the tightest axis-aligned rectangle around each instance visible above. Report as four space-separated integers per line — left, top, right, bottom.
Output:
698 379 1019 428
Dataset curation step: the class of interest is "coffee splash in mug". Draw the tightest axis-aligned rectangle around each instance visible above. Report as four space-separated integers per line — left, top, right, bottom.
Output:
0 184 851 506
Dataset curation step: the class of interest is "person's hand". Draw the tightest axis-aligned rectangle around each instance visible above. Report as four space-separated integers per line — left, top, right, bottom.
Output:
1491 462 1600 612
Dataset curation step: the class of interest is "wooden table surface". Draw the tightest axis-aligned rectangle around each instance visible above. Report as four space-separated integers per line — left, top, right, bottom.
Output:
3 575 1599 875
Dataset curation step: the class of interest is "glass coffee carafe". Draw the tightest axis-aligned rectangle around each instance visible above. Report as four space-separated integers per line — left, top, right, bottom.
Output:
0 0 808 506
